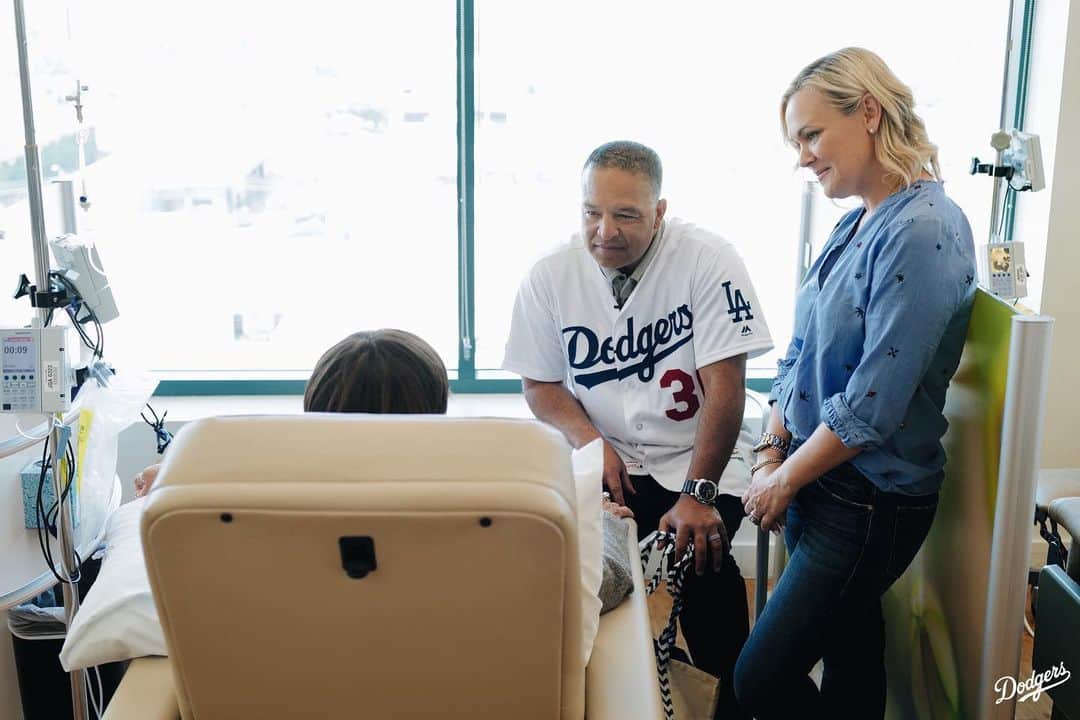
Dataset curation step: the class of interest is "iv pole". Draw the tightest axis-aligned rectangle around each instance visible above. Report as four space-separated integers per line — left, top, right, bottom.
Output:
10 0 89 717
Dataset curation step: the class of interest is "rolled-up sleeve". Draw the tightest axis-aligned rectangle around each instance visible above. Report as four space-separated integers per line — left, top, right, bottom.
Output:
823 216 967 449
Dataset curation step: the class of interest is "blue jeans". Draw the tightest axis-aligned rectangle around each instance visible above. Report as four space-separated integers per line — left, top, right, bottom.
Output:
733 462 938 719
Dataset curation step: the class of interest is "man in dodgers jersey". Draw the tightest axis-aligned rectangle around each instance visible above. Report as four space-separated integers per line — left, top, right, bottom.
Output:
503 141 772 719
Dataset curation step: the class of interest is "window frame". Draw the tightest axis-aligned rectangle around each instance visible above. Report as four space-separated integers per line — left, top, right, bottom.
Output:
1001 0 1037 242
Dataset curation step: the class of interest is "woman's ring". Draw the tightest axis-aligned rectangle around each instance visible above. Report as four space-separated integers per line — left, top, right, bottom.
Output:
707 533 724 543
750 514 761 525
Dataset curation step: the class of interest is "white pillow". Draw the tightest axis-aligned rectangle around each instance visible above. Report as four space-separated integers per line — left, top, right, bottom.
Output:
572 438 604 667
60 497 167 670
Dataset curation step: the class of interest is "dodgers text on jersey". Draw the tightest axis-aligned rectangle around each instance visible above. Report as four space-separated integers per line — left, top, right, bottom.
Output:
562 305 694 389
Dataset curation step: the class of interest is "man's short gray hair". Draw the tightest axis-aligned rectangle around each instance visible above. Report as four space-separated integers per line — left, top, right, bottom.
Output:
583 141 663 198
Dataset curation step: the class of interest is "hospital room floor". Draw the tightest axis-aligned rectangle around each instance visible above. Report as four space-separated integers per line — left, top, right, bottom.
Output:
646 582 1053 720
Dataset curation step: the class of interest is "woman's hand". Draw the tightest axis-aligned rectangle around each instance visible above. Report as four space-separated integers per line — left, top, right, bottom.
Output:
742 463 795 534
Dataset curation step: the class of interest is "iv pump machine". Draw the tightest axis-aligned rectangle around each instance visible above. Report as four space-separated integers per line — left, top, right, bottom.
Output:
1 324 71 414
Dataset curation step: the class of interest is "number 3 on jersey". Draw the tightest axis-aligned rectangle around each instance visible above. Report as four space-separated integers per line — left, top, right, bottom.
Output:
660 369 700 421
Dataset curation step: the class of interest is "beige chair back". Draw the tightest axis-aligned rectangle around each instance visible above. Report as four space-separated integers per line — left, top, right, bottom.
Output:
141 415 585 719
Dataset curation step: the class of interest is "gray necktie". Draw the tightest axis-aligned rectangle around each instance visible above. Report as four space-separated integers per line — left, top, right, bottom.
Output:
612 273 637 308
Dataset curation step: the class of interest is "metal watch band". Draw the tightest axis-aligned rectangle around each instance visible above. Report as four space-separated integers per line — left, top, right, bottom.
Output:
753 431 790 454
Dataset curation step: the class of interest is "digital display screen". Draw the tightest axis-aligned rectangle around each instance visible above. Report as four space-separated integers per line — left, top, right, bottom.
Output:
990 246 1012 273
2 334 36 375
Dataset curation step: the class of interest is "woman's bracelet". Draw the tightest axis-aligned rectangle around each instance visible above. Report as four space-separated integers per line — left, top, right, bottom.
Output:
750 458 784 476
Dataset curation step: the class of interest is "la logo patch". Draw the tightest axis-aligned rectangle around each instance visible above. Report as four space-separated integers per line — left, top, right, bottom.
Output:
723 281 754 323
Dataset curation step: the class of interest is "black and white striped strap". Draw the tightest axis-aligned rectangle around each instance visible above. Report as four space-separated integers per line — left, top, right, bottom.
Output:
640 530 694 720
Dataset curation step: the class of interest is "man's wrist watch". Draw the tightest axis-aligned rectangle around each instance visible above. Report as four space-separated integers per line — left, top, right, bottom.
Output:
752 431 790 455
681 478 719 505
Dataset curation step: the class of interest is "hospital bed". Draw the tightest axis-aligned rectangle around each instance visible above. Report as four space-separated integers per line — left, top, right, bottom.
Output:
99 415 666 719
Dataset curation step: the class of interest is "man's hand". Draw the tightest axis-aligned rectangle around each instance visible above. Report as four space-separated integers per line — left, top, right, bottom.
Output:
675 355 742 572
601 440 636 506
659 495 727 576
741 463 794 534
521 380 636 505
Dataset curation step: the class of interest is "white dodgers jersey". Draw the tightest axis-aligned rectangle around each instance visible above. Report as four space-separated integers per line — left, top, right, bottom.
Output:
503 217 773 495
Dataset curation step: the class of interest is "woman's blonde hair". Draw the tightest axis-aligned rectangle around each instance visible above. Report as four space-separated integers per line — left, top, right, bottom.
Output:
781 47 941 191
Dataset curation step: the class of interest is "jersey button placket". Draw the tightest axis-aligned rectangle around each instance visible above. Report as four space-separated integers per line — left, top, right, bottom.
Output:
614 317 635 440
621 378 636 440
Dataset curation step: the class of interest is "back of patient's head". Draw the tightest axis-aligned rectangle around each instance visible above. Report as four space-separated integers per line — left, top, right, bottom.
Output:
304 329 449 414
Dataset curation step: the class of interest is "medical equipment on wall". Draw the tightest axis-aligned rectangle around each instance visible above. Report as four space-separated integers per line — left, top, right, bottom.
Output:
970 129 1045 300
50 235 119 326
1 323 72 414
13 183 117 378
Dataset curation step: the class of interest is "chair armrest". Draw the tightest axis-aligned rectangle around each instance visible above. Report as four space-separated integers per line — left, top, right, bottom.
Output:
102 657 180 720
1049 497 1080 579
1048 497 1080 540
586 520 664 720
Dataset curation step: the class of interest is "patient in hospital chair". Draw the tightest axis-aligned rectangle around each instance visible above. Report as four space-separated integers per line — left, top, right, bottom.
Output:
134 328 635 613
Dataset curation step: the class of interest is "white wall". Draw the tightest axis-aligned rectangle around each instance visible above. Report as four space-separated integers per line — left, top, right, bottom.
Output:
1039 0 1080 469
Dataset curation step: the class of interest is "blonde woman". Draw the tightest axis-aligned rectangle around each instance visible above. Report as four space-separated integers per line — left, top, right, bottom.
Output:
734 48 976 718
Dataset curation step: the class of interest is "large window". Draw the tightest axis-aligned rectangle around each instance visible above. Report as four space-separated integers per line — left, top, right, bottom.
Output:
473 0 1010 375
1 0 458 377
1 1 1011 388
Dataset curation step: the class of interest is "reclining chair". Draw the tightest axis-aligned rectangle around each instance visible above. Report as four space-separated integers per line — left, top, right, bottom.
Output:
1034 496 1080 719
102 415 664 719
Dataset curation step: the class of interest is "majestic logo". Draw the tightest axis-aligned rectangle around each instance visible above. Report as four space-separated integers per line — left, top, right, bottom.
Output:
563 305 693 389
740 325 753 337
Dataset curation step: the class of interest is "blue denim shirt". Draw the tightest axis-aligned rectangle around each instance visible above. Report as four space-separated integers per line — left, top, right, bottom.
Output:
770 181 976 495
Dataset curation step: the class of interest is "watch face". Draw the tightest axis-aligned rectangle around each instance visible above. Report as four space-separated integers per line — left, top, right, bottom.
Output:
697 481 718 504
